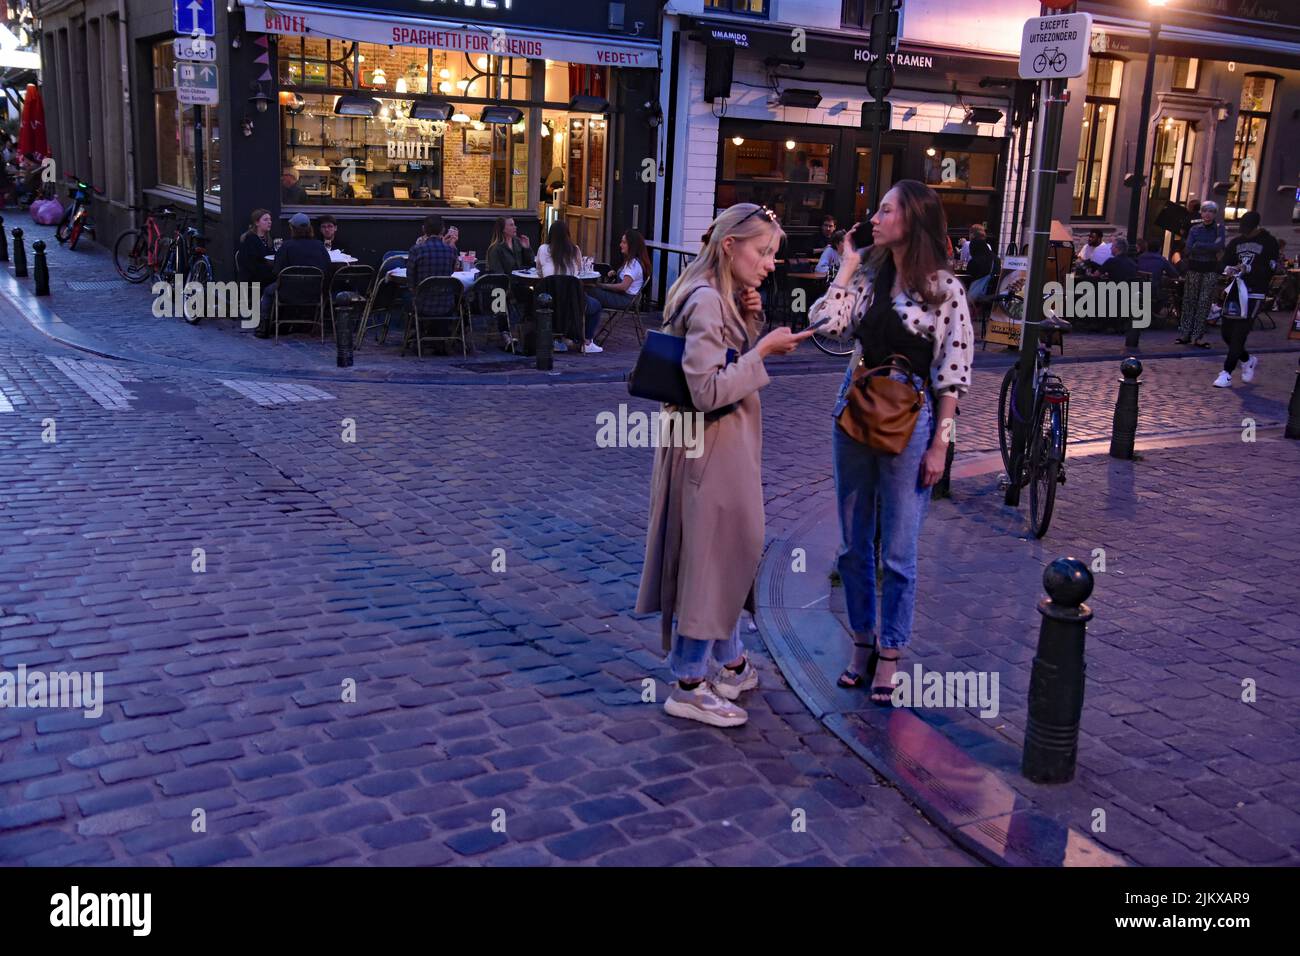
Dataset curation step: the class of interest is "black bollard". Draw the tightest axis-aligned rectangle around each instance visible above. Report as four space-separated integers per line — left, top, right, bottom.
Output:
1022 557 1094 784
535 292 554 372
1286 359 1300 441
333 291 363 368
11 227 27 278
0 215 8 262
32 240 50 296
1108 357 1142 460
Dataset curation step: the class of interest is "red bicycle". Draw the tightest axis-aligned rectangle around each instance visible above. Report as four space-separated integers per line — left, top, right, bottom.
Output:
55 173 102 250
114 205 177 283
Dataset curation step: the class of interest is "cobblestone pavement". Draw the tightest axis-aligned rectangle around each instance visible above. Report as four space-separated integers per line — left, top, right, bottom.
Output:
1 235 1297 866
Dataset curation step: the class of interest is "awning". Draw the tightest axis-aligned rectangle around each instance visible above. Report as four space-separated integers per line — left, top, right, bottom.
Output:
682 16 1021 82
241 1 659 69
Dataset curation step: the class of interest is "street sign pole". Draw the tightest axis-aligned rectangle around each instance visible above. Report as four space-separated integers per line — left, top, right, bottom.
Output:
194 105 205 245
864 0 899 216
1006 3 1081 507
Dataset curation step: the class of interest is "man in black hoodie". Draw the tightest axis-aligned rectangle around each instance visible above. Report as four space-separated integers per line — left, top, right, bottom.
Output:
1214 211 1278 387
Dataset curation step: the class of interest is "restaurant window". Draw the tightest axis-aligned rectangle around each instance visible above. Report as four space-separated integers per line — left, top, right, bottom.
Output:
1224 74 1277 221
923 148 999 231
277 38 530 208
716 133 835 232
153 41 220 198
1170 57 1198 91
1072 55 1123 219
704 0 769 17
842 0 869 29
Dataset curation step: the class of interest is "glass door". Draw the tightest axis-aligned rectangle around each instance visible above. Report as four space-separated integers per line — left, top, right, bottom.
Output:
1146 117 1196 251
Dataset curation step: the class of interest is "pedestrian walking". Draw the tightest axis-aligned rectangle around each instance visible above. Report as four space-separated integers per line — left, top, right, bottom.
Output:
637 203 814 728
1214 210 1278 388
1177 200 1225 347
807 180 974 705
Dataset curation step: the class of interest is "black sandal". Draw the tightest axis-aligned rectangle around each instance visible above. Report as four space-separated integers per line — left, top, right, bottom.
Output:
838 640 879 689
1193 339 1212 349
870 652 902 706
1174 337 1190 345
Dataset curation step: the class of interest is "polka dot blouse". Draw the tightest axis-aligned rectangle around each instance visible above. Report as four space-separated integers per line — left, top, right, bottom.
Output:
808 266 976 399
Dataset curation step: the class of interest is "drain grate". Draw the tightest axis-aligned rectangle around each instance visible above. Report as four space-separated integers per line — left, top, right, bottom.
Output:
65 279 127 291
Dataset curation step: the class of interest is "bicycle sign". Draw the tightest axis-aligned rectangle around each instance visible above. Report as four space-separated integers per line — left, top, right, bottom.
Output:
1019 12 1091 80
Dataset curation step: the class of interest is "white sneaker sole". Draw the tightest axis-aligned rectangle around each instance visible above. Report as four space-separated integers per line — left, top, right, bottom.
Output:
663 697 748 727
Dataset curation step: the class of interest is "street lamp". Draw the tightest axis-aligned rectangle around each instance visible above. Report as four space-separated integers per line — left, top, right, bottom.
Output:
1124 0 1168 348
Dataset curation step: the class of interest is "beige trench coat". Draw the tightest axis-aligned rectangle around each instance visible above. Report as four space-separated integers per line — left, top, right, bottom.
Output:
635 286 772 651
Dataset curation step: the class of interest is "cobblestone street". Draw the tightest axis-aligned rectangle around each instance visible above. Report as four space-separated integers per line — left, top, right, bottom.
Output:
1 234 1298 866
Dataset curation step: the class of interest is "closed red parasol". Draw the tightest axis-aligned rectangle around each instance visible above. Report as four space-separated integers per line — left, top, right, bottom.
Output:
17 83 48 159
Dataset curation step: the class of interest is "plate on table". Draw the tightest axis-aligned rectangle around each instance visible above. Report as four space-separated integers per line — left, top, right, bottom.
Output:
512 269 539 278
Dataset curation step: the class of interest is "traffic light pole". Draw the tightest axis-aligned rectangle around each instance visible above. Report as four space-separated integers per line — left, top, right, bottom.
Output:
1004 71 1068 507
864 0 899 214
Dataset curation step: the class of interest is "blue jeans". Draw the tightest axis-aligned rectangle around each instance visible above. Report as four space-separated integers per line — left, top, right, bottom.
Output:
669 620 744 681
832 369 935 651
584 295 602 339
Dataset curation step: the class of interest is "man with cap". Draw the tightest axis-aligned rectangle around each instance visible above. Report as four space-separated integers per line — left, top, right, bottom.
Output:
1214 210 1279 387
256 213 331 338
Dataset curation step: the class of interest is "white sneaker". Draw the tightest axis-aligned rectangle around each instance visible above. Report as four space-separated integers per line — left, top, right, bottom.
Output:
711 657 759 701
1241 355 1258 383
1213 371 1232 388
583 341 603 354
663 681 748 727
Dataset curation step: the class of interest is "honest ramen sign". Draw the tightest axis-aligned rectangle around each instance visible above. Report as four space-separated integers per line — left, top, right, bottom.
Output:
246 6 656 68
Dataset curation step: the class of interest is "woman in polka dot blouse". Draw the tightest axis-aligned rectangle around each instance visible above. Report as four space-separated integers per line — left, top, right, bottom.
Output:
807 180 975 705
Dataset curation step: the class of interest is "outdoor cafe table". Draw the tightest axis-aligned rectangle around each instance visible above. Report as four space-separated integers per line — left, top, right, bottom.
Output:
264 249 358 266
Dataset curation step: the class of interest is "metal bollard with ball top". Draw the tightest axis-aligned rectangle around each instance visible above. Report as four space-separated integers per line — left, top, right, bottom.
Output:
534 292 554 372
32 240 50 296
1286 359 1300 441
1109 357 1142 460
11 227 27 278
1022 557 1094 784
332 291 363 368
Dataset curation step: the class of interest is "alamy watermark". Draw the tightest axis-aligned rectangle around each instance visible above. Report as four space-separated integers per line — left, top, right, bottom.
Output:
596 404 706 458
0 664 103 718
889 665 1000 718
152 277 261 327
1043 274 1151 328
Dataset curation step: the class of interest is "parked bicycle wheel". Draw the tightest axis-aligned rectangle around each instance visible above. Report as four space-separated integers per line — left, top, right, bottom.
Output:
997 362 1019 476
67 216 86 251
811 328 855 357
113 230 152 283
183 257 211 324
54 207 74 244
1028 400 1062 539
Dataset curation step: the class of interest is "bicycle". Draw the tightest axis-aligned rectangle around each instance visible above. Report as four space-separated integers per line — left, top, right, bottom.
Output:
113 204 178 283
996 304 1072 538
55 173 103 250
1033 46 1068 74
170 221 214 324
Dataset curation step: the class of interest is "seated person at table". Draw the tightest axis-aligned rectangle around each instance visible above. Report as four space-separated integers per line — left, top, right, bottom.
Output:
256 213 331 337
1079 229 1111 266
1100 236 1137 282
1135 237 1178 312
965 224 994 280
487 216 533 275
590 229 651 314
407 214 459 343
316 214 343 253
444 224 459 252
816 230 846 276
484 217 534 347
537 220 602 354
237 208 275 287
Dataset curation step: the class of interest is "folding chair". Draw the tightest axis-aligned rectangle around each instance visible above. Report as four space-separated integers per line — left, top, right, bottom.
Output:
403 276 467 357
328 264 375 338
272 267 326 342
357 255 407 349
594 286 648 347
1254 273 1284 330
469 273 515 350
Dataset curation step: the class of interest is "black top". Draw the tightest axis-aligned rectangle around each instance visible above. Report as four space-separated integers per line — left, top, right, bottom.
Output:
966 238 993 280
1101 254 1138 283
856 257 933 381
237 231 275 285
1225 229 1280 294
487 237 534 275
272 237 331 276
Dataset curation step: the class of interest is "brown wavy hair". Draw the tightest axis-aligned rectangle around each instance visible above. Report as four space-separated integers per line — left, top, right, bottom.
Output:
865 179 950 307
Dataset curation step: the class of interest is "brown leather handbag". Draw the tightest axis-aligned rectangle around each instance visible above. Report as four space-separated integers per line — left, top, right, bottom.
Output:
835 354 926 454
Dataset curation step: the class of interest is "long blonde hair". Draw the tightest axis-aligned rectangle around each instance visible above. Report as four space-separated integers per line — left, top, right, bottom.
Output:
663 203 784 334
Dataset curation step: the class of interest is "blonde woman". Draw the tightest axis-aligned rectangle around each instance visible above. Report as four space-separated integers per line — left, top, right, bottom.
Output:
637 204 813 727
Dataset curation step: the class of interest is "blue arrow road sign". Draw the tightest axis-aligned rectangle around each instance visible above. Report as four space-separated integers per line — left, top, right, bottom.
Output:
174 0 215 37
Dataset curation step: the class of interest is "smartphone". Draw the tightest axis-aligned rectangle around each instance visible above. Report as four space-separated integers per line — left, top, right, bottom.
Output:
850 221 874 251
